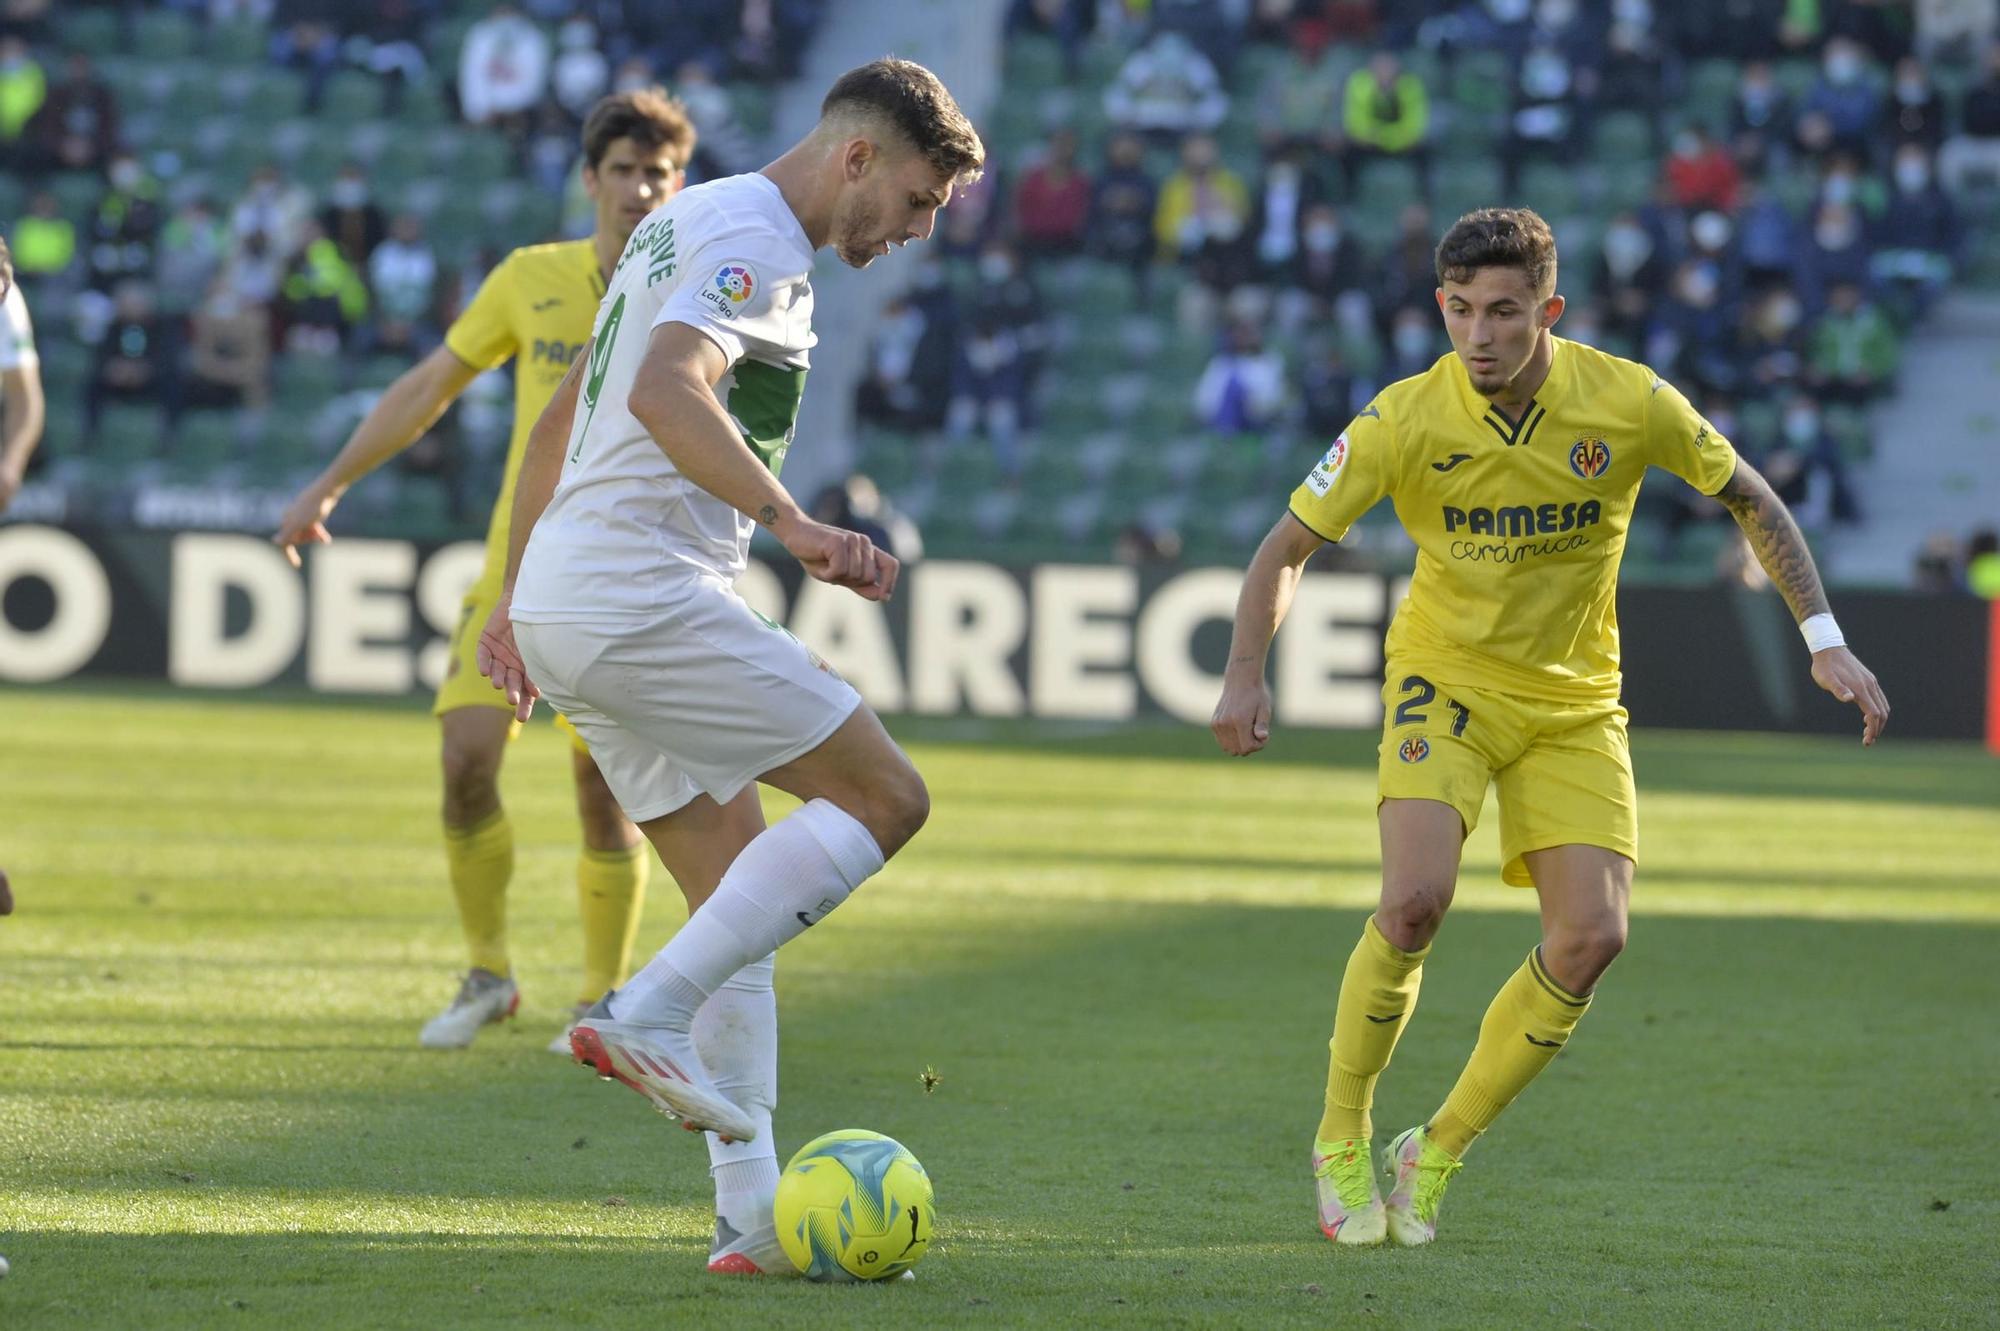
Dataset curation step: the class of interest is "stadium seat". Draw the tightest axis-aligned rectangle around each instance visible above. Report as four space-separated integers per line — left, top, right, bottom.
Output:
53 7 121 58
93 404 167 462
275 353 345 413
1686 58 1742 129
1008 34 1066 94
173 410 242 476
1519 161 1581 220
49 172 104 229
134 9 199 60
1592 111 1655 163
321 71 387 125
208 18 268 66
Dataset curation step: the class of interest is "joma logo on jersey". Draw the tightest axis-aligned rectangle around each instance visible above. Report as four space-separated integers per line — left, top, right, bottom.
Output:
531 339 586 365
1442 500 1602 537
1569 438 1611 478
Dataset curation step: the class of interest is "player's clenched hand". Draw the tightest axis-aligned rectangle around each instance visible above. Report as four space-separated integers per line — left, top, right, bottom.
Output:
1810 646 1889 746
1212 677 1273 756
475 594 539 723
782 518 899 602
273 485 339 569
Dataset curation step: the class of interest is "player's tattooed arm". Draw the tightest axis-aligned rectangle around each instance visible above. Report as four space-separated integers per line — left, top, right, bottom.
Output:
1714 458 1832 622
759 504 778 526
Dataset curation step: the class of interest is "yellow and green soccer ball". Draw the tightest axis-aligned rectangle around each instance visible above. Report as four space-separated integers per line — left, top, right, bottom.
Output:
774 1129 935 1282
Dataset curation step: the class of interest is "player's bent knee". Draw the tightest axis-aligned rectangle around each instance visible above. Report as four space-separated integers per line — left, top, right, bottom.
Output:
440 739 503 815
1379 881 1453 945
1545 921 1627 990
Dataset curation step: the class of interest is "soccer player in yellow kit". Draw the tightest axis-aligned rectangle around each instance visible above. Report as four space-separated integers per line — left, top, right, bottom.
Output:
1213 209 1890 1247
275 92 763 1052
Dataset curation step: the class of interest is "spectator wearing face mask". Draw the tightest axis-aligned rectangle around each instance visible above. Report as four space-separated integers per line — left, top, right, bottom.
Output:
90 150 163 289
1730 60 1793 176
320 162 387 268
28 54 118 174
1248 149 1328 279
1279 202 1369 337
855 291 952 433
1342 52 1430 176
1645 259 1736 395
175 273 271 426
368 212 440 332
1872 143 1959 313
551 17 609 118
1883 55 1945 151
1663 124 1740 212
1797 37 1882 158
86 279 171 433
1761 393 1860 527
1806 280 1898 405
1091 132 1158 300
1383 305 1441 384
1594 210 1669 340
1799 199 1873 298
1734 175 1798 292
1193 320 1287 435
1735 287 1807 394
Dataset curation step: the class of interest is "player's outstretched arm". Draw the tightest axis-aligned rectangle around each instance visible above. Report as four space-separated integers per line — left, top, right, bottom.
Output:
628 322 897 602
1715 458 1890 745
1213 514 1325 756
473 342 591 722
0 360 46 515
272 346 481 567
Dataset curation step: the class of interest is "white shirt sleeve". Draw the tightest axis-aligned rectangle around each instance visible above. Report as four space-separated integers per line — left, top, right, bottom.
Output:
0 286 38 372
653 228 807 368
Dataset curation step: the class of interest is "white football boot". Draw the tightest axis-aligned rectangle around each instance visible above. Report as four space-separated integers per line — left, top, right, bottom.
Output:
418 968 519 1049
568 993 759 1141
546 1001 591 1055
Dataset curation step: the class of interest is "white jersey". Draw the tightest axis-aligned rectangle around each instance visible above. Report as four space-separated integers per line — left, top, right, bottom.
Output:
513 172 816 622
0 285 38 378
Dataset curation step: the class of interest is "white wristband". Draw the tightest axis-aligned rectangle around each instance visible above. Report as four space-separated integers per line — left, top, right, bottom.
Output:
1800 613 1845 653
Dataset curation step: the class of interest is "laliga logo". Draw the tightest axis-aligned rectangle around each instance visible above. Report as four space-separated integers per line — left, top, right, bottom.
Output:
714 265 756 303
1569 438 1610 479
1398 736 1430 763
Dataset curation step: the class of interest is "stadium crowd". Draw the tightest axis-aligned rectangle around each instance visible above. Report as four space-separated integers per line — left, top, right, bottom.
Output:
0 0 820 518
853 0 1999 565
0 0 1996 577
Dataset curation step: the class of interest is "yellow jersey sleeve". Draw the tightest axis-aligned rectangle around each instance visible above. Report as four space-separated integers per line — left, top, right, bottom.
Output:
1288 405 1399 542
1641 371 1738 496
444 253 521 372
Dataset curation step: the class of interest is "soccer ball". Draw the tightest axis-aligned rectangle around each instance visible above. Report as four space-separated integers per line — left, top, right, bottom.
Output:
773 1129 935 1282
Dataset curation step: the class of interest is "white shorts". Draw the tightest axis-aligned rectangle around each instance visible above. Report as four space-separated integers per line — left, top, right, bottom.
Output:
513 578 862 822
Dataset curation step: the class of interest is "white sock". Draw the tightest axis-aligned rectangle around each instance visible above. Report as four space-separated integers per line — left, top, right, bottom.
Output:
696 952 780 1215
616 799 883 1027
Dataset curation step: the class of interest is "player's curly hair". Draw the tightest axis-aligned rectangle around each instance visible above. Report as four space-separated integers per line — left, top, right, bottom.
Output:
821 57 985 185
581 88 697 172
1435 208 1558 295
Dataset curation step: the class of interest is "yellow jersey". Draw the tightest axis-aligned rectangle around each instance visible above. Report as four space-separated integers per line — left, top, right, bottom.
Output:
444 238 607 563
1288 337 1739 702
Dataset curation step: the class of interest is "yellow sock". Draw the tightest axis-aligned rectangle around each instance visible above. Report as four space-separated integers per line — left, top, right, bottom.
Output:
1317 915 1430 1144
1428 946 1592 1159
445 809 513 977
576 842 649 1003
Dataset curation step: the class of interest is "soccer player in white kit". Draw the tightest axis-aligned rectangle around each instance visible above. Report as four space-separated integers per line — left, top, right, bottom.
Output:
0 238 47 516
476 58 983 1275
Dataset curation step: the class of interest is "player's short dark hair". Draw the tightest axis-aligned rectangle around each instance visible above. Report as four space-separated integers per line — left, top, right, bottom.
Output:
820 57 985 184
1435 207 1558 296
581 88 697 172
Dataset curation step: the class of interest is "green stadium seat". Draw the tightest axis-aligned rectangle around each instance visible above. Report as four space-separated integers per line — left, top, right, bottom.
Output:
1008 34 1066 93
274 353 344 412
1432 157 1505 223
1686 58 1741 130
134 9 198 60
94 404 167 462
208 18 269 65
321 70 386 124
1450 50 1513 117
54 8 121 57
49 172 103 229
253 69 308 119
1360 159 1424 216
1519 161 1581 219
1599 158 1657 213
1737 399 1780 453
397 79 451 127
374 135 432 191
1592 111 1655 163
173 410 241 476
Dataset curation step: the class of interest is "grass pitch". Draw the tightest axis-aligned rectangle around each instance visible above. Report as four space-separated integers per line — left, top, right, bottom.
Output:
1 687 1996 1328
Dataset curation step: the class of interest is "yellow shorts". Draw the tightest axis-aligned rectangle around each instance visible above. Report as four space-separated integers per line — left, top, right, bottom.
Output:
433 560 587 752
1376 667 1636 888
